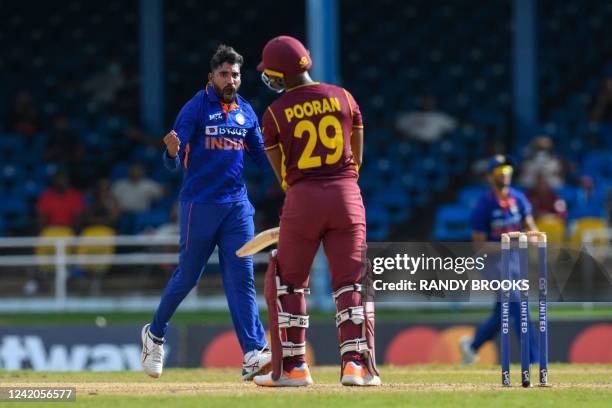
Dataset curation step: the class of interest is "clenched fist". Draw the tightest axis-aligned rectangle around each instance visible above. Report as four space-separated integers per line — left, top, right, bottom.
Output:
163 130 181 158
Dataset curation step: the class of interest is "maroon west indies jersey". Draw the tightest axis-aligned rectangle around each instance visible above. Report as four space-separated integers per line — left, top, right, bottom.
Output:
261 82 363 190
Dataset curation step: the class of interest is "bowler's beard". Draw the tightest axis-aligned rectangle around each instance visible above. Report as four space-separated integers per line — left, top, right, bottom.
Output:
213 83 237 104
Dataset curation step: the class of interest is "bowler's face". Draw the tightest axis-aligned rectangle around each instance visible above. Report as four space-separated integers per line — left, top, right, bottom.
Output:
210 62 241 103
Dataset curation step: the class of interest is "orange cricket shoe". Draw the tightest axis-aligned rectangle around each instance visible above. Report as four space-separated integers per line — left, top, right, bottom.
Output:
341 361 381 386
253 363 314 387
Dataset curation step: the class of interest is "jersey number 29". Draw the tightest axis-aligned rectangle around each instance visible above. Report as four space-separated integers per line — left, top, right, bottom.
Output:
294 115 343 169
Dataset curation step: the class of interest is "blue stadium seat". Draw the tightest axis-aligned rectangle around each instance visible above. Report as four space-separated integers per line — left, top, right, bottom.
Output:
0 164 25 190
399 174 429 207
432 204 473 241
582 151 612 180
32 163 62 183
133 210 170 233
131 143 160 162
9 180 43 201
413 158 449 192
365 204 389 241
567 185 608 221
0 134 25 158
110 162 131 181
369 190 411 223
152 196 177 213
0 198 29 230
457 185 487 209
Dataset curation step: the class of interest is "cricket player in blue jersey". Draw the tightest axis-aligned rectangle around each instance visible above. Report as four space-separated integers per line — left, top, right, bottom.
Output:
140 45 271 380
460 155 540 364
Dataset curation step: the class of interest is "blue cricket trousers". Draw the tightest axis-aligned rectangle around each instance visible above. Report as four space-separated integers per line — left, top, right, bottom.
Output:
150 200 267 353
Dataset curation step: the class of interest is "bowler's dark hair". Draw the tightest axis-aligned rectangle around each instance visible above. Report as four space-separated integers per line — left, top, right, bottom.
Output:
210 44 244 71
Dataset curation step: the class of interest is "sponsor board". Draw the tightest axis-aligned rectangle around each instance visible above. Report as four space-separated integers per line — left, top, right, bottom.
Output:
1 321 610 370
185 320 612 368
0 326 178 371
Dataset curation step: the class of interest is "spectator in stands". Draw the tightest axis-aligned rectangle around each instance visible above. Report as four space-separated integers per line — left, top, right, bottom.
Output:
86 178 120 227
519 136 565 189
589 77 612 123
36 171 85 231
112 164 164 213
5 89 40 136
526 173 567 220
395 94 457 143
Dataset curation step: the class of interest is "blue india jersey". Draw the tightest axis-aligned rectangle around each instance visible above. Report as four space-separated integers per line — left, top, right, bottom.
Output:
470 188 532 241
163 84 269 203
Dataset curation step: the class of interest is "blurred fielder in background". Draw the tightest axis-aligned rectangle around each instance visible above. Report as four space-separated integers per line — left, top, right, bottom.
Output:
253 36 380 387
141 45 271 380
460 155 540 364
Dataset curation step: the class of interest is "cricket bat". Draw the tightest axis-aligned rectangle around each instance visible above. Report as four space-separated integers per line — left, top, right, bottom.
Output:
235 227 280 257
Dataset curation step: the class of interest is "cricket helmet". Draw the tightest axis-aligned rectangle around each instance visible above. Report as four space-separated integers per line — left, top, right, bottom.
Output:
257 36 312 92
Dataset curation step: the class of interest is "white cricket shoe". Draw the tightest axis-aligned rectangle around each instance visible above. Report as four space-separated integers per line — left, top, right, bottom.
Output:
141 324 165 378
459 335 479 364
241 348 272 380
253 362 314 387
341 361 382 386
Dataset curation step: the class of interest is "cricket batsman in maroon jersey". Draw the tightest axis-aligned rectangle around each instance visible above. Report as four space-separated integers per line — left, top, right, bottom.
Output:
252 36 380 387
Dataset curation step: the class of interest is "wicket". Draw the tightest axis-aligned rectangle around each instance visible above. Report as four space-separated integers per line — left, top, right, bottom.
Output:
500 231 548 388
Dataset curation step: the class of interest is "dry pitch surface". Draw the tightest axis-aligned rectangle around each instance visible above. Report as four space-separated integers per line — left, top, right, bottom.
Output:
1 365 611 407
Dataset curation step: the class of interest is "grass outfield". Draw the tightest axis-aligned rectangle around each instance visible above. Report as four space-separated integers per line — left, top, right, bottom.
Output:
1 365 610 407
1 305 611 326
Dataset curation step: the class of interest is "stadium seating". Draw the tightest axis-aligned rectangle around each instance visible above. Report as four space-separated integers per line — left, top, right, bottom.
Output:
582 152 612 181
432 204 472 241
35 226 76 272
76 225 116 274
567 185 608 221
0 197 29 231
133 210 170 233
535 215 566 244
539 0 612 121
457 185 487 209
336 0 508 238
569 217 608 246
366 204 390 241
164 0 305 118
0 0 610 244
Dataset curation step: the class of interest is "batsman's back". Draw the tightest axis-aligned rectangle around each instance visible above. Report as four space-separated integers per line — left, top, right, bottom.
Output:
261 82 363 189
